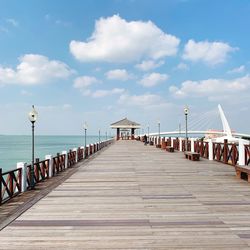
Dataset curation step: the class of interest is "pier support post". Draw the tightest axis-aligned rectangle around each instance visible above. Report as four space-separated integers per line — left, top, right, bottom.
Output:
86 145 89 158
61 151 68 169
208 139 213 161
179 138 182 151
17 162 27 192
191 138 195 152
45 155 53 177
73 148 78 163
171 137 174 147
238 139 245 166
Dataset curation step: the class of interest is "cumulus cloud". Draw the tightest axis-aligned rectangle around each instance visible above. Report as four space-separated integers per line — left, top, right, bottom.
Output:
92 88 125 98
105 69 131 81
169 75 250 100
73 76 100 89
80 88 125 98
70 15 180 63
138 72 168 87
118 93 160 106
182 39 237 65
175 62 189 71
6 18 18 27
118 93 171 110
135 60 164 71
227 65 245 74
0 54 73 85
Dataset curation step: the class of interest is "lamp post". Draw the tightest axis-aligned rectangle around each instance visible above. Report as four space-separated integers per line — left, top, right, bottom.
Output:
147 125 149 144
98 129 101 143
28 105 38 190
157 120 160 145
105 131 107 140
184 106 189 151
83 122 87 157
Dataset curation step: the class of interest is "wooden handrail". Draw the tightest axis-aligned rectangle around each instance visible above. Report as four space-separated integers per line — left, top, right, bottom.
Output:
1 167 22 204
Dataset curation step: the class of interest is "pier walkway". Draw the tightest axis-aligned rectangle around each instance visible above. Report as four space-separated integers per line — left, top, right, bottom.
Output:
1 140 250 249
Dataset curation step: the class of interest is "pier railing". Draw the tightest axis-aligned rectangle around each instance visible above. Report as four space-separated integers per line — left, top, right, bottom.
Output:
0 138 114 205
245 145 250 166
67 150 76 168
194 141 209 159
26 159 50 188
53 153 66 175
213 141 239 166
144 135 249 167
0 168 22 204
77 147 84 161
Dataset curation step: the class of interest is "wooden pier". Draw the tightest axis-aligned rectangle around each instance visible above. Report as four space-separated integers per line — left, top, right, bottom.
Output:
1 140 250 249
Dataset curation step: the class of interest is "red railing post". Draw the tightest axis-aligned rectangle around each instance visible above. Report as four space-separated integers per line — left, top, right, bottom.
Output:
9 172 13 197
223 139 228 164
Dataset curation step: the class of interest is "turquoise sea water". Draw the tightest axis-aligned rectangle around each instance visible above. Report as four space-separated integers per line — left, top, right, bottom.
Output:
0 135 111 172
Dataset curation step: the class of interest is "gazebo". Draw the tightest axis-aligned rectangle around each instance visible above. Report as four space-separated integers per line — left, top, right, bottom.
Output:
110 118 141 140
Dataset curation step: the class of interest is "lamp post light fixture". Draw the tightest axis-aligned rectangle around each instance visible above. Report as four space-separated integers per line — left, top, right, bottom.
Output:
28 105 38 190
105 131 107 140
83 122 88 158
184 106 189 151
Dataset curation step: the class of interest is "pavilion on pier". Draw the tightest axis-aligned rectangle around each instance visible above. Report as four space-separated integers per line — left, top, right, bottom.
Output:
110 118 140 140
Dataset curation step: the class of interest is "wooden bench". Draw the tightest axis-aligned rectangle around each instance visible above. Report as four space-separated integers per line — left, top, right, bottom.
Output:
235 166 250 182
184 151 200 161
166 146 174 152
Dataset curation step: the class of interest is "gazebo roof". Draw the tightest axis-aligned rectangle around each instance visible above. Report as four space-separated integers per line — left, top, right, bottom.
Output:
110 118 140 129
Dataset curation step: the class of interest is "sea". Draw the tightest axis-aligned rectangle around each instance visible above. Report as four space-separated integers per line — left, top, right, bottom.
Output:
0 135 111 173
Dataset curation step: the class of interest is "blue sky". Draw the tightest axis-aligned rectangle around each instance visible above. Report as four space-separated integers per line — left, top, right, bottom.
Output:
0 0 250 135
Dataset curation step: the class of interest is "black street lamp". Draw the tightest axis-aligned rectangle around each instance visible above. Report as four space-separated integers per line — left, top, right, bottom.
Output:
184 106 189 151
83 122 88 157
28 105 38 189
147 125 149 144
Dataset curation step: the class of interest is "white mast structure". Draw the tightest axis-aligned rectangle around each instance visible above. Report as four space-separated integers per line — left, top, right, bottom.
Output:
214 104 248 144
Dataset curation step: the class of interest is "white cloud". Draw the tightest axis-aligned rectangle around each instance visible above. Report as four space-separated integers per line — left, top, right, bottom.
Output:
170 75 250 99
118 93 161 106
92 88 125 98
175 62 189 71
0 54 73 85
183 39 237 65
70 15 180 63
62 104 72 110
227 65 245 74
135 60 164 71
105 69 131 81
6 18 18 27
118 93 172 111
73 76 100 89
138 72 168 87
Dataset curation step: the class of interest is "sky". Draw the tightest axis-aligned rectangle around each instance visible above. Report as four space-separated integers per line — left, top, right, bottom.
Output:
0 0 250 135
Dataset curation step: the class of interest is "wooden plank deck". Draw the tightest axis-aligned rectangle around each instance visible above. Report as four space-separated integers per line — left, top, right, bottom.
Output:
1 140 250 249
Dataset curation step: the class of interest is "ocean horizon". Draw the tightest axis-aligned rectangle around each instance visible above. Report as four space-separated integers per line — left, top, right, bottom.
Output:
0 135 113 172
